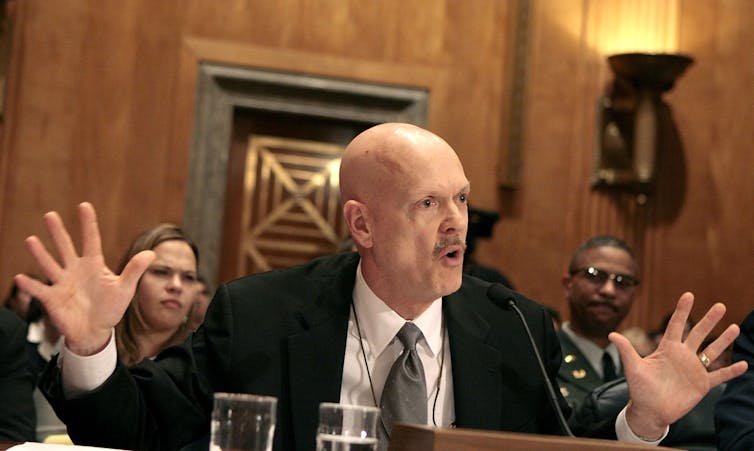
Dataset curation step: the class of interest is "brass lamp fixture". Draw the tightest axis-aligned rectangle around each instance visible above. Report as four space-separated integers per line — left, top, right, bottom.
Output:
593 53 694 194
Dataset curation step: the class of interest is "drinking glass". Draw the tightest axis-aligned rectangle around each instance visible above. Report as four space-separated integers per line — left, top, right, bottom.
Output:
210 392 277 451
316 403 380 451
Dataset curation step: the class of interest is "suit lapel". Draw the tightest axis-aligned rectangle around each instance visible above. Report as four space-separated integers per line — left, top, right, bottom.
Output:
444 289 503 430
287 260 354 449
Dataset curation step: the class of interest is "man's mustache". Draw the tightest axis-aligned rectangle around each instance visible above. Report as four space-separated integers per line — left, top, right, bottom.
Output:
433 236 467 258
587 300 619 312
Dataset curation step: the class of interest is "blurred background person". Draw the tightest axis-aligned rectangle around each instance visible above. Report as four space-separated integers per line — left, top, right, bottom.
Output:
25 297 66 441
5 276 66 441
24 298 62 378
3 274 43 321
557 235 639 408
4 276 63 374
0 306 36 441
187 274 212 332
115 224 199 367
463 207 514 289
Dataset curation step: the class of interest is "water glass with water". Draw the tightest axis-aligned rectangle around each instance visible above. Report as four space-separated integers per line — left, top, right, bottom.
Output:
210 392 277 451
316 402 380 451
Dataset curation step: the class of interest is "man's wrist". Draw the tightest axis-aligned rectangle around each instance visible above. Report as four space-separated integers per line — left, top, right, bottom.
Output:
65 330 114 357
61 329 118 399
615 402 669 444
625 400 667 440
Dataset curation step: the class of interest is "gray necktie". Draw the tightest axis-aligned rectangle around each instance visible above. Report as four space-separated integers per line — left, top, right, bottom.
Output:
379 322 428 446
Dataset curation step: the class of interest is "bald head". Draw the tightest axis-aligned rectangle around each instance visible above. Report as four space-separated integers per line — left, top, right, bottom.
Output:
340 123 461 204
339 123 470 315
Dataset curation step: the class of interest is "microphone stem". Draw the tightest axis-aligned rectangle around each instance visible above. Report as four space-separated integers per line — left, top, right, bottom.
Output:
508 300 575 437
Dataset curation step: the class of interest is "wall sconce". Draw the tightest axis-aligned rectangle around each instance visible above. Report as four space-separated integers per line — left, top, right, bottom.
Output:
593 53 694 194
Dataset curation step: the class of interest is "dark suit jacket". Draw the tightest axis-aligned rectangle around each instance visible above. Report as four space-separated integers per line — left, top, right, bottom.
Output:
0 307 36 441
556 330 621 409
716 309 754 450
41 252 608 450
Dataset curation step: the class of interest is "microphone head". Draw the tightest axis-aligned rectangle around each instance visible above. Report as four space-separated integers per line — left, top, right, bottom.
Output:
487 283 516 310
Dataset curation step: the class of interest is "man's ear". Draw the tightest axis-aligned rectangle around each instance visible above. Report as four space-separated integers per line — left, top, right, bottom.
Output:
343 200 373 249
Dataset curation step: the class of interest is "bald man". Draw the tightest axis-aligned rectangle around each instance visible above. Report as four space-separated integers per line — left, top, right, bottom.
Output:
18 123 745 450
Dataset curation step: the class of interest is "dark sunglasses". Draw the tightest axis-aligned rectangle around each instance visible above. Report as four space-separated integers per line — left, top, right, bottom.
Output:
570 266 639 290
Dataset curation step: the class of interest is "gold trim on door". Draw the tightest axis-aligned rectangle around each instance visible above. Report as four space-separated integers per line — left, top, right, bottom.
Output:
239 135 346 275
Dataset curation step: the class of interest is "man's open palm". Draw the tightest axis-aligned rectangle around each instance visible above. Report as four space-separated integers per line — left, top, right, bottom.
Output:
15 202 154 355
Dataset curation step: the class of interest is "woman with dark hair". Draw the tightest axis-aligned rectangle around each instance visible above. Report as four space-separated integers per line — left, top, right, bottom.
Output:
114 224 199 366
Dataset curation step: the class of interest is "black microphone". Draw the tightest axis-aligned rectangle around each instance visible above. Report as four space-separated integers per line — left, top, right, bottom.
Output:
487 284 574 437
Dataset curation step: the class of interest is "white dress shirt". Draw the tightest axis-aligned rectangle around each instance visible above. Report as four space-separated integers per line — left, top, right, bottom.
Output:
339 262 454 426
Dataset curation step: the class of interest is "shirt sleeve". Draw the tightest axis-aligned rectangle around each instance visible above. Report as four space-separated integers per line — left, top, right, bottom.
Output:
60 329 118 399
615 405 669 445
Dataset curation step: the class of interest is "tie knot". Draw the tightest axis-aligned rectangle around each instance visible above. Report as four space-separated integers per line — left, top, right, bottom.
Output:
396 322 423 350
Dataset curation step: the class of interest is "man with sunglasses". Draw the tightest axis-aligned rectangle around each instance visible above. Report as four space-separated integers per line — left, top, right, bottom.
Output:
557 235 640 408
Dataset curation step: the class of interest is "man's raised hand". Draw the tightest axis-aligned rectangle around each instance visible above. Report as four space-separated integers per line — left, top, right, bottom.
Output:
611 292 747 440
14 202 154 355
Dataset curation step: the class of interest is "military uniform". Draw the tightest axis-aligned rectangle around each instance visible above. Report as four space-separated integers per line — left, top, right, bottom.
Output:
556 328 621 409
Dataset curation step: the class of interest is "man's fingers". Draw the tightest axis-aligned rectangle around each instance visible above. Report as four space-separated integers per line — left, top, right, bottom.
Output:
119 250 155 288
79 202 104 258
708 360 748 386
609 331 641 372
44 210 79 266
24 235 62 282
698 323 739 364
13 273 52 303
662 293 694 343
685 303 727 351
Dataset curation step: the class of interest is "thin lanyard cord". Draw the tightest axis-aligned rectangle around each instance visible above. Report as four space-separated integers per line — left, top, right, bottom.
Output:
350 300 446 436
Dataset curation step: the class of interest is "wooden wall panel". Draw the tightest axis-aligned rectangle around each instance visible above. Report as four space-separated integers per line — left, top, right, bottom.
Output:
0 1 191 285
0 0 751 334
0 0 513 298
480 0 754 331
667 0 754 324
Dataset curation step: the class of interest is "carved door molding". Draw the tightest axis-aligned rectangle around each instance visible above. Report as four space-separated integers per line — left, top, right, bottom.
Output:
182 63 428 287
237 135 345 275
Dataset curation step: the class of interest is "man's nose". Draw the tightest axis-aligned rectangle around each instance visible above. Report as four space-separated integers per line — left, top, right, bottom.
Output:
599 278 618 295
442 202 467 232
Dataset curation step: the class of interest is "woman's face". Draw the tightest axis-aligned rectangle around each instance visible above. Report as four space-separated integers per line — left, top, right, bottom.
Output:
135 240 198 332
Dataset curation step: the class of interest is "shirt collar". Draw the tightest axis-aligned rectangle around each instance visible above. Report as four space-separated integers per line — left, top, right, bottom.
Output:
352 261 443 358
562 321 620 368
